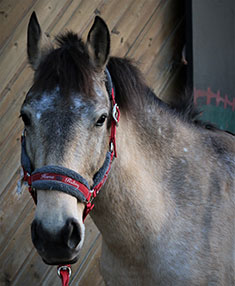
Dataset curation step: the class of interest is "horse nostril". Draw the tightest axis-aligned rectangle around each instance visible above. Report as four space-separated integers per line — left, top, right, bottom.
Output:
63 218 81 249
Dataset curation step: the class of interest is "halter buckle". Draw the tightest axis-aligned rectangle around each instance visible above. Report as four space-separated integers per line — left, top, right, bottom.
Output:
109 142 114 152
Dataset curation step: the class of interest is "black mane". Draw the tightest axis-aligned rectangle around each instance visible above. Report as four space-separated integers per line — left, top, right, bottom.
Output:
107 57 151 110
107 57 201 123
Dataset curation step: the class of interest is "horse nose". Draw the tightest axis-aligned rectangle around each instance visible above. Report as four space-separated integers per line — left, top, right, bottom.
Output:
31 218 81 252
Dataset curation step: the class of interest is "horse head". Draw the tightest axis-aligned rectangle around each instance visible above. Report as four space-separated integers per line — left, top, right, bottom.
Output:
21 13 113 265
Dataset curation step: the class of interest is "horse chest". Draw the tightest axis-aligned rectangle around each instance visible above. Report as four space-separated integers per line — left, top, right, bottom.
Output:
100 239 157 286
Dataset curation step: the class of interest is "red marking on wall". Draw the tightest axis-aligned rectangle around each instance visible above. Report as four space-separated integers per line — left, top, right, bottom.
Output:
194 88 235 111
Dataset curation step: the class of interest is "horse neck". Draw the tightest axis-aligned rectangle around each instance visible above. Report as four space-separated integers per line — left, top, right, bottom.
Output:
91 108 174 257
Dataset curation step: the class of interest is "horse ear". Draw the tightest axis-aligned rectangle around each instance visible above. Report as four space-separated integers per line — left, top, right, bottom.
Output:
87 16 110 71
27 12 42 70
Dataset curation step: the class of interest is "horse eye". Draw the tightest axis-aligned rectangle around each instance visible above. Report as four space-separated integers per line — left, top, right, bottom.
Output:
20 113 31 126
96 114 107 127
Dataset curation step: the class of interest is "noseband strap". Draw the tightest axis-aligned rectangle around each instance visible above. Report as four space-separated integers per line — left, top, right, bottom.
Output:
20 69 120 220
30 165 90 202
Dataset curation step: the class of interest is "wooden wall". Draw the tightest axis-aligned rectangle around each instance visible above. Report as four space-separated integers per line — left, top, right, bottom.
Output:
0 0 184 285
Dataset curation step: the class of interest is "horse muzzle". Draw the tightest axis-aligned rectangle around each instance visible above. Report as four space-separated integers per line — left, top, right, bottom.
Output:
31 217 83 265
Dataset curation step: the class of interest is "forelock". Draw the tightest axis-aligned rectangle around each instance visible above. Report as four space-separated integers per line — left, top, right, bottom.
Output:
33 32 96 98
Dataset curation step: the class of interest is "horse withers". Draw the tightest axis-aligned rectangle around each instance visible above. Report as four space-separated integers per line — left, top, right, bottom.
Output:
20 12 235 285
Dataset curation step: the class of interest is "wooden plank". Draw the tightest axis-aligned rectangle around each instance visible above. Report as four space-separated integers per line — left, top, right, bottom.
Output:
0 70 31 152
0 0 38 50
72 235 104 285
109 0 162 57
125 0 164 59
11 248 51 286
92 0 134 30
0 128 21 197
129 0 183 75
56 0 105 35
0 182 33 253
146 20 184 99
0 0 73 96
79 0 136 36
0 63 30 126
45 0 83 36
77 0 162 59
0 208 35 284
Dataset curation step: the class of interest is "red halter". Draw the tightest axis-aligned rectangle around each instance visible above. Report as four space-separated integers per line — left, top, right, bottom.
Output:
21 86 119 220
20 69 120 285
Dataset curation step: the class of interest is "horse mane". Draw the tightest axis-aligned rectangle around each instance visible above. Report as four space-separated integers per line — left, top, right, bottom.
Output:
107 57 201 123
108 58 234 134
107 57 151 111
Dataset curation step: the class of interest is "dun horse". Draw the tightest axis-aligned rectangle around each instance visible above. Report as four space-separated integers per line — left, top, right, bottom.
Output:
20 13 234 285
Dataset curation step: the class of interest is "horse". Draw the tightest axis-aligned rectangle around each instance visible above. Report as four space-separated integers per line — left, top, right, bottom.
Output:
20 12 235 285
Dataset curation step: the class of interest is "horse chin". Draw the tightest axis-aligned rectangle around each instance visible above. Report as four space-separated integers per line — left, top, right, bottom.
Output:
42 256 79 265
39 247 81 265
35 241 83 266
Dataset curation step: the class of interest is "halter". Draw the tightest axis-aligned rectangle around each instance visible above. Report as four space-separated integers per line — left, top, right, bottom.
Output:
21 69 120 221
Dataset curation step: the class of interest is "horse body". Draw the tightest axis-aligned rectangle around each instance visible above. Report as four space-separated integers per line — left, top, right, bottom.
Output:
20 13 235 285
92 93 235 285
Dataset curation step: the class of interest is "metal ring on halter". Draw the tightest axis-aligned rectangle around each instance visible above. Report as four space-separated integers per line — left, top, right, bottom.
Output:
109 142 114 152
57 265 72 278
22 128 27 137
112 104 119 123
